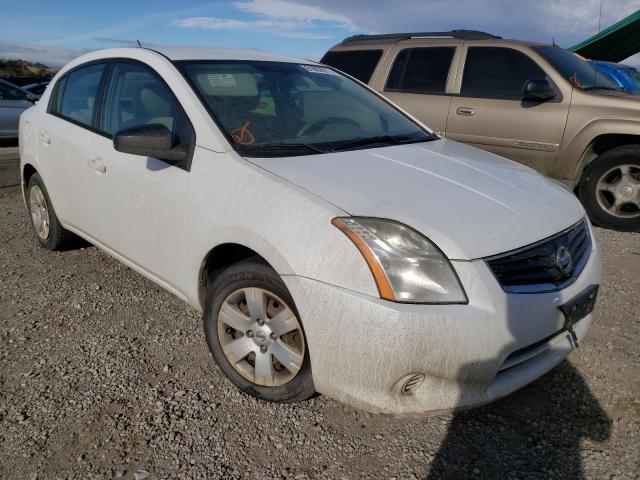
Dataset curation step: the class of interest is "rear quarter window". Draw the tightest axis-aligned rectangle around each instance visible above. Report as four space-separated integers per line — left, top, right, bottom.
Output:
320 50 382 83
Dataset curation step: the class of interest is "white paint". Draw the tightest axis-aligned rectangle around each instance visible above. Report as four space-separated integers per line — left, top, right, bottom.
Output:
19 47 600 415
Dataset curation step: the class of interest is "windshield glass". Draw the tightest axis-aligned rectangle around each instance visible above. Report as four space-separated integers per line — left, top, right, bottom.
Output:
534 46 618 91
178 61 435 156
621 66 640 89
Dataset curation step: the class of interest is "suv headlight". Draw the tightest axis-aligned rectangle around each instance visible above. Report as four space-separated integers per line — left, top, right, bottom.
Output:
333 217 467 304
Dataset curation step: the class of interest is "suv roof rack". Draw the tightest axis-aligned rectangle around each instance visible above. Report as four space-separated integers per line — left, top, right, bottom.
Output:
338 30 501 46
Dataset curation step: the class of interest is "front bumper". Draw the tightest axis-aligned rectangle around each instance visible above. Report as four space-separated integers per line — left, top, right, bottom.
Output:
283 236 601 415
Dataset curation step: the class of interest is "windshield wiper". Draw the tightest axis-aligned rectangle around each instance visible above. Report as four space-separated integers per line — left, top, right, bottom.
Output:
235 143 327 157
330 135 429 152
581 85 621 92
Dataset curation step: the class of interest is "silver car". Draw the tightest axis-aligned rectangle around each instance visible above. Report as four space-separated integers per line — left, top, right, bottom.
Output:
0 79 35 140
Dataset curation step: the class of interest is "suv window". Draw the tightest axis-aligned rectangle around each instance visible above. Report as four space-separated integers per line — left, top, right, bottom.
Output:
102 62 179 136
0 81 27 100
386 47 455 94
320 50 382 83
58 63 106 127
461 47 547 100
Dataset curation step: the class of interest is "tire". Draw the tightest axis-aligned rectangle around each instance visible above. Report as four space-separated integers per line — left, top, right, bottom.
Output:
203 257 315 403
578 145 640 232
27 173 77 250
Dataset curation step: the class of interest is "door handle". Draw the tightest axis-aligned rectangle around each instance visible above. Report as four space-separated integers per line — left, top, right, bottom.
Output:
40 132 51 145
456 107 476 116
88 156 106 173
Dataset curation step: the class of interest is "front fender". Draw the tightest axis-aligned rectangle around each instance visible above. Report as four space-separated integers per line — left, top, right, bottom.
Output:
561 118 640 183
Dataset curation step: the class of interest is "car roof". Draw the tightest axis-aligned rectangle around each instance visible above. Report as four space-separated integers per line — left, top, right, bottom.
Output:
70 46 312 64
327 35 550 50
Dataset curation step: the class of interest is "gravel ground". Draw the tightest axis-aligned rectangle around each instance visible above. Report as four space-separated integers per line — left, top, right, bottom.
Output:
1 184 638 480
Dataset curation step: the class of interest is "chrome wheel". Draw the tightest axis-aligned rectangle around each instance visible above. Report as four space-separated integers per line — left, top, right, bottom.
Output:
217 287 305 387
29 185 50 240
596 164 640 219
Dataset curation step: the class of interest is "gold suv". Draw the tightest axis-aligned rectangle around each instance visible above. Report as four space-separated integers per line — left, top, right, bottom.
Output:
322 30 640 231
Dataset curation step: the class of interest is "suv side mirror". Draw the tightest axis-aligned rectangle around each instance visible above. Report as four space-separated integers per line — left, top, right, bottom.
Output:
113 123 186 162
523 79 555 101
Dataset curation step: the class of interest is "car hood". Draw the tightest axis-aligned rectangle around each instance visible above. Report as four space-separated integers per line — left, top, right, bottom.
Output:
247 139 585 260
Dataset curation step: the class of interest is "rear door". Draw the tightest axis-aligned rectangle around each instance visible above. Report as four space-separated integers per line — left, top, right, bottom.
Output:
372 44 460 136
85 60 195 287
0 81 33 138
37 63 107 231
446 46 570 174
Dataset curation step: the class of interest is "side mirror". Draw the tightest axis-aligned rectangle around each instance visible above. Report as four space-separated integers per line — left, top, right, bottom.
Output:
113 123 186 162
26 93 39 103
523 79 555 101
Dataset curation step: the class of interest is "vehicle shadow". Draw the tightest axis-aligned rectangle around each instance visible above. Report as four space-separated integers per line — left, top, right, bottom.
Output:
425 360 610 479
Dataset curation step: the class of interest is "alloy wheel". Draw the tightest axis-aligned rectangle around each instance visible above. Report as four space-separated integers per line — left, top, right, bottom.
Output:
595 163 640 219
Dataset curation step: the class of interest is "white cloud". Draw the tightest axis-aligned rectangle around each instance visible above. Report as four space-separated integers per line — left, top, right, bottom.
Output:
172 0 357 40
233 0 356 29
0 43 88 67
171 16 333 39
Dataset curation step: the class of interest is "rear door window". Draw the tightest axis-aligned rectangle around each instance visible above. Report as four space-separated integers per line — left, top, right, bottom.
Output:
461 47 547 100
320 50 382 83
385 47 455 94
58 63 106 127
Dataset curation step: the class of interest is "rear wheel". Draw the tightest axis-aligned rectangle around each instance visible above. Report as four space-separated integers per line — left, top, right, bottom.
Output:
203 257 315 403
27 173 76 250
578 146 640 231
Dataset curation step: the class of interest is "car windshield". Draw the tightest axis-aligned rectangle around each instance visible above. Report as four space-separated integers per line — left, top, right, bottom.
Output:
621 66 640 89
534 46 619 91
178 60 435 156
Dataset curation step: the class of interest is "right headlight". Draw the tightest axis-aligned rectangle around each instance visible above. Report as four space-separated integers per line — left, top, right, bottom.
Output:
332 217 467 304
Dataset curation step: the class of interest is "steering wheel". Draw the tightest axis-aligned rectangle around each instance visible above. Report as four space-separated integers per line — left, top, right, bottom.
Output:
297 116 360 137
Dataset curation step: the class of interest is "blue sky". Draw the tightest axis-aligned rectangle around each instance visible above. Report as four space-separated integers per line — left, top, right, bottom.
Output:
1 0 638 66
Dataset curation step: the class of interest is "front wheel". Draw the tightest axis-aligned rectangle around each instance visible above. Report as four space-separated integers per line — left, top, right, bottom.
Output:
203 257 315 403
578 146 640 232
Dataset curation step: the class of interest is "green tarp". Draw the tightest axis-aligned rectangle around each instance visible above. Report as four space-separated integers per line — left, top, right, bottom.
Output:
569 9 640 62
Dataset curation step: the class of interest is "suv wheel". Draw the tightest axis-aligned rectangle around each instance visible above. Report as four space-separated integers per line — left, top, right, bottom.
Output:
578 145 640 231
27 173 77 250
203 257 315 403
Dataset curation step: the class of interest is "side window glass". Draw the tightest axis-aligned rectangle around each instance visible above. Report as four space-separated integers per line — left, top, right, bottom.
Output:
386 47 455 94
102 62 179 136
48 76 68 114
461 47 547 100
320 50 382 83
59 63 105 127
0 82 27 100
386 49 409 90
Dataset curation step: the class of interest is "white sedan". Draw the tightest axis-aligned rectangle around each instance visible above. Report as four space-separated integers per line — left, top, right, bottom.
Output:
19 47 601 415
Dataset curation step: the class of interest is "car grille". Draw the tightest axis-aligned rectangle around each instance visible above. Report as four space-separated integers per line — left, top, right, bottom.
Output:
485 220 591 293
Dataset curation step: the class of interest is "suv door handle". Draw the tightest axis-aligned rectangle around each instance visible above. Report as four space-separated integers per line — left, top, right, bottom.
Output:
456 107 475 116
88 156 106 173
40 132 51 144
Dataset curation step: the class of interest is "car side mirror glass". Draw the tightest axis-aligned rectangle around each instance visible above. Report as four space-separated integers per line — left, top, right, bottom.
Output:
523 79 555 101
113 123 186 162
26 93 38 103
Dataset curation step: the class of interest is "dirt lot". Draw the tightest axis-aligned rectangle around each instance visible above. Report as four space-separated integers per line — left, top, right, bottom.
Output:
0 184 638 480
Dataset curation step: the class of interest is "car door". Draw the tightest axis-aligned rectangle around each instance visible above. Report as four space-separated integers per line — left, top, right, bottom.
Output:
85 60 195 288
0 81 33 138
373 44 460 136
446 46 570 174
37 63 107 231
